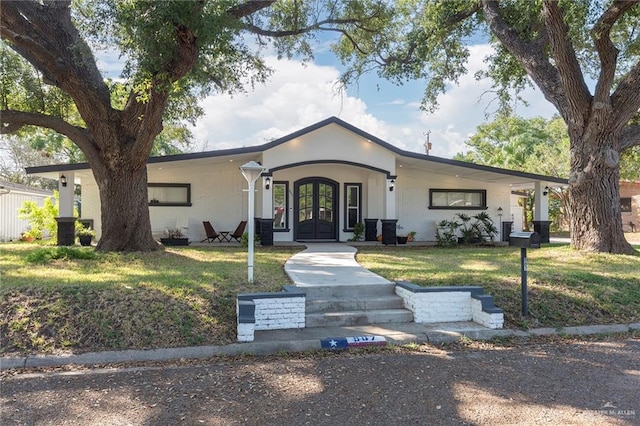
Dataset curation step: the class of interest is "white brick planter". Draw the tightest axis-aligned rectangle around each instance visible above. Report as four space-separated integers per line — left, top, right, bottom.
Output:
395 282 504 329
236 286 306 342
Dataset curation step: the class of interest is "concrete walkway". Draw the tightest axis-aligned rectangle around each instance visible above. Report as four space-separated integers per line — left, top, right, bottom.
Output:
284 243 392 287
1 243 639 370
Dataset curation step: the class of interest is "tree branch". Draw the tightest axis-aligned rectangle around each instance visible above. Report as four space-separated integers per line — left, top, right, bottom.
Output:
241 17 375 38
591 1 637 106
379 3 481 67
541 2 591 122
612 57 640 129
1 1 113 126
1 109 91 148
620 125 640 151
481 1 570 117
227 0 276 19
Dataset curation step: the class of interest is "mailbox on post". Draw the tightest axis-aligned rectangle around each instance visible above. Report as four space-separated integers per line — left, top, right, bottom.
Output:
509 231 541 317
509 231 541 248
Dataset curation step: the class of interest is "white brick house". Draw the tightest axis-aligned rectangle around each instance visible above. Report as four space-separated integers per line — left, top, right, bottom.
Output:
26 117 566 244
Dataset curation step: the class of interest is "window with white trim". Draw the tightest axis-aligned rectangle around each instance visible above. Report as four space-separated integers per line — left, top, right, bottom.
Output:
344 183 361 229
273 182 288 230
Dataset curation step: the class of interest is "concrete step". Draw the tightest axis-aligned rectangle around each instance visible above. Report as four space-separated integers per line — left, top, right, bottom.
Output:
302 283 397 300
306 309 414 328
306 296 406 313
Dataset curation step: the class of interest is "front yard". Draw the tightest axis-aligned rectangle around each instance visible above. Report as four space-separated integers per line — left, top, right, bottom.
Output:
1 242 638 356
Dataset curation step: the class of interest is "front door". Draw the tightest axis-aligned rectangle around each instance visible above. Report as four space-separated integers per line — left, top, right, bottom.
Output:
295 178 337 240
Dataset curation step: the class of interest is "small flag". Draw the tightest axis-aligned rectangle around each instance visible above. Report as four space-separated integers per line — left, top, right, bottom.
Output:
320 335 386 350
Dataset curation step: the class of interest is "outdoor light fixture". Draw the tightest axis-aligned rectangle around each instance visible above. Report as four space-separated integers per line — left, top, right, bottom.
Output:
497 206 503 217
265 177 271 190
60 175 68 187
389 179 395 191
240 161 265 283
543 186 549 196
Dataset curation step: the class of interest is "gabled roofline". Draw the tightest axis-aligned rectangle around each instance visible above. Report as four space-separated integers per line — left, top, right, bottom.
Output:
25 116 568 184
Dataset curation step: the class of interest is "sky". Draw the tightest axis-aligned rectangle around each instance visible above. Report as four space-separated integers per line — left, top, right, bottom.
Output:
70 27 563 164
179 43 558 159
93 40 559 160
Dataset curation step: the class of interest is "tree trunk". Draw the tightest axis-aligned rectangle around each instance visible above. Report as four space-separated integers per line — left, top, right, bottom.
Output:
94 164 160 252
568 132 635 254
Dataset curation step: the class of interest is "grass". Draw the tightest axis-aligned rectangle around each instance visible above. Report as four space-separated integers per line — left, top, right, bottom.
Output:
1 244 300 356
1 241 638 356
356 244 640 329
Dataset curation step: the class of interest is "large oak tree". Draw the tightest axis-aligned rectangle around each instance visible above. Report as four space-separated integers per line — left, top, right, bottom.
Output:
335 0 640 254
1 0 386 251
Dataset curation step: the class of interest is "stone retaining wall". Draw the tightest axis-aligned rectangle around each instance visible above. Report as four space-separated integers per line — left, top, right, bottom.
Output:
395 282 504 329
236 286 306 342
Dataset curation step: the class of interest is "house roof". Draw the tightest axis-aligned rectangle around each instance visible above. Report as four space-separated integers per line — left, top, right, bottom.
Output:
25 116 568 186
0 180 53 196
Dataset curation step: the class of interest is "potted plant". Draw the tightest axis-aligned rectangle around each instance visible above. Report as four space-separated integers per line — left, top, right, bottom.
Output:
348 222 365 242
396 224 408 244
20 229 38 242
76 226 96 246
407 231 417 242
160 228 189 246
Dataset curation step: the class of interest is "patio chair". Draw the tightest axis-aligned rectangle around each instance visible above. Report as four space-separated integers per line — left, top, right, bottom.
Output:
200 221 223 243
228 220 247 242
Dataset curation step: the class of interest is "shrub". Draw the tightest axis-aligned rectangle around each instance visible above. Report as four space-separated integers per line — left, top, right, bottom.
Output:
26 247 98 264
435 220 459 246
349 222 365 241
18 192 59 240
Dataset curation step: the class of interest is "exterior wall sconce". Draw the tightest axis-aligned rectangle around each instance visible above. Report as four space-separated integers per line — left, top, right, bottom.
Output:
543 186 549 196
60 175 68 187
265 177 271 190
389 179 395 192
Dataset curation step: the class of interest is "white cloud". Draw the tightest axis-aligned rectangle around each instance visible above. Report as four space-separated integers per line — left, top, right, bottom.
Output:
192 57 389 150
398 44 556 157
191 44 558 159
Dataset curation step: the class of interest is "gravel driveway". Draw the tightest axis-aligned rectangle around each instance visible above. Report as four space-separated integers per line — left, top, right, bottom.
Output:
2 336 638 425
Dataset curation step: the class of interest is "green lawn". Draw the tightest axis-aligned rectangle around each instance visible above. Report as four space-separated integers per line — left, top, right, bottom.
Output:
1 242 638 356
356 244 640 330
0 244 300 356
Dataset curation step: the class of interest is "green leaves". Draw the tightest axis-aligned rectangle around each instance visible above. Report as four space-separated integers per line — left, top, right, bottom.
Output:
455 114 569 178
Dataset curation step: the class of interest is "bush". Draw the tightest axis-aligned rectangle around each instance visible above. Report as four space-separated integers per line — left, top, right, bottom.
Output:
435 212 498 246
26 247 98 264
349 222 365 241
241 232 261 247
18 193 59 240
435 220 459 246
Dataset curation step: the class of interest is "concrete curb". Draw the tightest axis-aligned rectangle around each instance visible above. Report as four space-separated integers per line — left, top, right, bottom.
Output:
2 322 638 371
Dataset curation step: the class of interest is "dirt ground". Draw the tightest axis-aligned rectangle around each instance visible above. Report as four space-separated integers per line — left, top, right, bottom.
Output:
2 335 638 425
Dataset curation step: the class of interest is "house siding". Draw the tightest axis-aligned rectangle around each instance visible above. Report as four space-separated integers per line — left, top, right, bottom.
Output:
395 168 511 242
620 181 640 232
263 123 396 175
65 119 551 243
0 186 53 241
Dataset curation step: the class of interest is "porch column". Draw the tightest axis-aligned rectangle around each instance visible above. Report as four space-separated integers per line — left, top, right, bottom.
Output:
57 171 75 246
258 174 273 246
385 176 396 220
533 181 551 243
381 176 397 244
365 175 381 241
